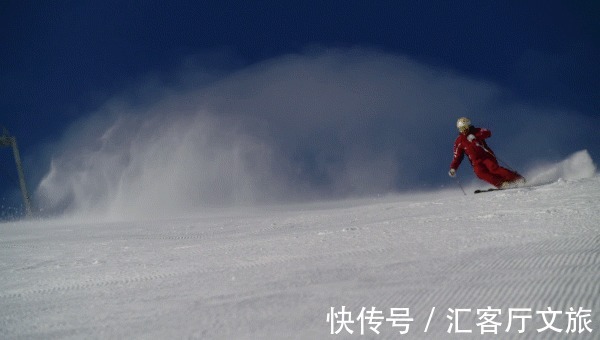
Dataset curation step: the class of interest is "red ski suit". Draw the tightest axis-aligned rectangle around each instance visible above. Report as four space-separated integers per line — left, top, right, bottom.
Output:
450 127 522 188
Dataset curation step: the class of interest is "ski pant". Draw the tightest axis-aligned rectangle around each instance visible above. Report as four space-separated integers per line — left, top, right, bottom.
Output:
473 158 522 188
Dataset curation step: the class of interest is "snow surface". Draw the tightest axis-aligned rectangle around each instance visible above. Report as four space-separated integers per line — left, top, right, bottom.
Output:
1 153 599 339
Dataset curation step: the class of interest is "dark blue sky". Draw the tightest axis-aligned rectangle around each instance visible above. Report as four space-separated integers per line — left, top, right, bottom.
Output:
1 1 599 215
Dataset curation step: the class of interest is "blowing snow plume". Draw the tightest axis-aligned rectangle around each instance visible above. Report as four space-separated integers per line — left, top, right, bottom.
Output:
35 110 281 220
525 150 597 186
34 48 599 220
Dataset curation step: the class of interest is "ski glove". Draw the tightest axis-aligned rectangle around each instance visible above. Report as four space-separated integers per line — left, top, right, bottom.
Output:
467 134 476 142
448 169 456 177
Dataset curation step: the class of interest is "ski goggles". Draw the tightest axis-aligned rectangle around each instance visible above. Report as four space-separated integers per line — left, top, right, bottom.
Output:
458 125 470 134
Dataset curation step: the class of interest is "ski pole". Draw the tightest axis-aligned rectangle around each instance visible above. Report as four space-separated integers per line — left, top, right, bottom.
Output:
454 176 467 196
476 141 517 172
496 157 516 172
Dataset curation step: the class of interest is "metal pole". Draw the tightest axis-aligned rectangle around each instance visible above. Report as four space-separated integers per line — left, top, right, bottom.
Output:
10 136 33 217
1 129 32 218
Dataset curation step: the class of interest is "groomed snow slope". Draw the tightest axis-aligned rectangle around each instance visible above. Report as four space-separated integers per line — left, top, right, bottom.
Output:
1 176 599 339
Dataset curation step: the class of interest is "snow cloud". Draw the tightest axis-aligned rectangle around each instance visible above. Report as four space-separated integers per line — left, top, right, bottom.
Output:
525 150 597 186
34 48 599 220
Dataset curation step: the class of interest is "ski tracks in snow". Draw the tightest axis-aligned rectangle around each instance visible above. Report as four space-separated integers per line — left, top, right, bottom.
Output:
0 176 599 339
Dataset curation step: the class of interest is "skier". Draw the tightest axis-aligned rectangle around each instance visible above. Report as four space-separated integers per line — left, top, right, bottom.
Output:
448 117 525 189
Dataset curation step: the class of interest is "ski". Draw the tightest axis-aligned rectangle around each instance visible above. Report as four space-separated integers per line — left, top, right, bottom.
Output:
474 183 528 194
474 188 503 194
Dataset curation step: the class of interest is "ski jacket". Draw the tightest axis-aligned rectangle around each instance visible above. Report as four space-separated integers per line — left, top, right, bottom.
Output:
450 127 496 170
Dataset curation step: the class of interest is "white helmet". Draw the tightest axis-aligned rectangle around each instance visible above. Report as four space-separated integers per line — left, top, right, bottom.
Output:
456 117 471 133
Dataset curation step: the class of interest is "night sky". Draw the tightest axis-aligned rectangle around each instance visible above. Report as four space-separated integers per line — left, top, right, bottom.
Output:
1 1 598 217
